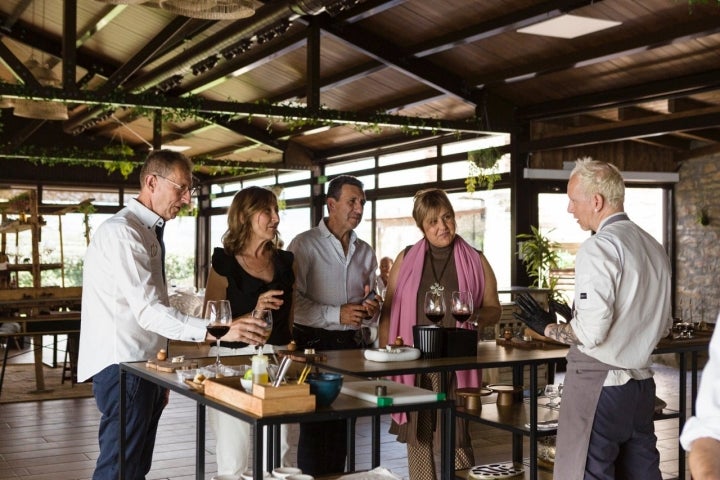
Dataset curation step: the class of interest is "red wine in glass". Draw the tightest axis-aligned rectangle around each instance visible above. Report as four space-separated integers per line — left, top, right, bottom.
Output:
451 291 474 324
424 290 446 327
207 325 230 339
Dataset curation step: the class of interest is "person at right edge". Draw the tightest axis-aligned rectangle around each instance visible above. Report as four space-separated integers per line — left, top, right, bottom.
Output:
514 157 672 480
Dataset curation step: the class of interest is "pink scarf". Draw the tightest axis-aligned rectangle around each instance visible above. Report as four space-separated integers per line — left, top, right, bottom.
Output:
388 236 485 424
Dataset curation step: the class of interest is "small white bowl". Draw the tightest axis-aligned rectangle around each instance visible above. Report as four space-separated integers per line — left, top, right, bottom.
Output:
285 475 314 480
240 377 253 393
272 467 302 478
211 475 240 480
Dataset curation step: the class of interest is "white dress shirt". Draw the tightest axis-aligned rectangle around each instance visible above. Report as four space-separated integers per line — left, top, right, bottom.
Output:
573 213 673 386
77 199 207 382
288 218 378 330
681 320 720 450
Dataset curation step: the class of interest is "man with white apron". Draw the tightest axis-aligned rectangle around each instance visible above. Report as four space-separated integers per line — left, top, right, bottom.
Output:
515 157 672 479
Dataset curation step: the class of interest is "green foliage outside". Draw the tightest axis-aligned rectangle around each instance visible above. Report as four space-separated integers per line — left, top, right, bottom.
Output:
26 255 196 289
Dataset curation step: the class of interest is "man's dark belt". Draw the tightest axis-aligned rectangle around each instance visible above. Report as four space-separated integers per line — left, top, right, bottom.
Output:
292 324 370 350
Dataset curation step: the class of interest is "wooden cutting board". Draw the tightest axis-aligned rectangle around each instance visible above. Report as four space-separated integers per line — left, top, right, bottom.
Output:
204 377 315 417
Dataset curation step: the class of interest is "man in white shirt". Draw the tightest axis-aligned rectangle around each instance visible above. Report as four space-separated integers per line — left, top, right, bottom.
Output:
288 174 380 475
78 150 245 480
514 158 672 479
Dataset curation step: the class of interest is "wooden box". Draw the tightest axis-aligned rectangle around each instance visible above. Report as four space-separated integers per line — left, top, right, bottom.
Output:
204 377 315 417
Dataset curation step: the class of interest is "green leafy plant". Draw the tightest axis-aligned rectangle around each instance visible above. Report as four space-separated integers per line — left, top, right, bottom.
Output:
466 147 502 192
517 226 562 299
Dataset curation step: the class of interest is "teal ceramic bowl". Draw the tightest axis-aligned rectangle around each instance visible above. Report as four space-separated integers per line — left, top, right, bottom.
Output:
306 372 343 407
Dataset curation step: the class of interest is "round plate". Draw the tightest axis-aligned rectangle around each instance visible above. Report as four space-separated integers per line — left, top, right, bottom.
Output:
363 346 421 362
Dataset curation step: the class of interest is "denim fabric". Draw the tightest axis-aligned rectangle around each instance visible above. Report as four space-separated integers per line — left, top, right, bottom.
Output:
92 364 167 480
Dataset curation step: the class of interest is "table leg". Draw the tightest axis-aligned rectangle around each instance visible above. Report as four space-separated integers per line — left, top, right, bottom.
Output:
371 415 381 468
441 402 454 480
31 334 49 393
347 417 356 472
196 403 205 480
528 364 538 480
678 351 687 480
254 423 265 480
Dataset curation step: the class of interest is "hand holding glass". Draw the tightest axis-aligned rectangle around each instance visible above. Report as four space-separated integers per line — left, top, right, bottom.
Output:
451 291 473 324
205 300 232 367
424 291 446 327
251 309 273 354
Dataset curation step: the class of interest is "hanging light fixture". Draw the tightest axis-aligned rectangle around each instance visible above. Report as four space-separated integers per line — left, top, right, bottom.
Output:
94 0 148 4
13 57 69 121
159 0 255 20
14 0 68 120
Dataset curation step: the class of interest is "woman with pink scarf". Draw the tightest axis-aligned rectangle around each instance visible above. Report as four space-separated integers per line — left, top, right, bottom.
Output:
378 188 502 479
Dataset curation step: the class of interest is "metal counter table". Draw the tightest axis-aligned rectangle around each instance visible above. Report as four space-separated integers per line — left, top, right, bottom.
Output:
315 336 709 480
118 358 455 480
315 342 569 479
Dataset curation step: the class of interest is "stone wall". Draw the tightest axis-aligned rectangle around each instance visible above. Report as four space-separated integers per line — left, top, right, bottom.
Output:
675 155 720 324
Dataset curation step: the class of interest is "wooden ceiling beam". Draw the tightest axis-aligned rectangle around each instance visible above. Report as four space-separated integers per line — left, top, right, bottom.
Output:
318 16 479 104
477 19 720 90
411 0 599 58
518 69 720 121
524 107 720 152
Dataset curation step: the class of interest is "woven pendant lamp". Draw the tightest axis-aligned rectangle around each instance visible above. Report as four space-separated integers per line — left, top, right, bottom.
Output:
159 0 255 20
13 57 68 121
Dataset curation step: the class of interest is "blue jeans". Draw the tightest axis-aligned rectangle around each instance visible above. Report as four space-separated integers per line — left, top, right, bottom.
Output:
92 364 167 480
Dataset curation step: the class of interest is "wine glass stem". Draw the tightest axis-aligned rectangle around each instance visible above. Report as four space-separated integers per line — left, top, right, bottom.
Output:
215 338 221 366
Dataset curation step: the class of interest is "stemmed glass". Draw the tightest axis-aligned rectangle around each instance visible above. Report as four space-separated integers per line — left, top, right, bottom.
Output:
251 309 273 354
205 300 232 368
544 383 560 408
451 291 473 324
424 290 446 327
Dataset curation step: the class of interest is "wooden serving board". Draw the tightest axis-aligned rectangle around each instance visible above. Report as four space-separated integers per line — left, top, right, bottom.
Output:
145 359 196 372
495 338 547 349
204 377 315 417
276 350 327 363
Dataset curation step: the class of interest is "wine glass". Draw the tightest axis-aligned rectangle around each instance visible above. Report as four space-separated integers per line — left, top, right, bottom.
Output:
544 383 560 408
451 291 473 324
205 300 232 368
424 290 446 327
251 309 273 354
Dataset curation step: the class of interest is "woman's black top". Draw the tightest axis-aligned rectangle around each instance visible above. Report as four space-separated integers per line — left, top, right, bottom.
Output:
211 247 294 348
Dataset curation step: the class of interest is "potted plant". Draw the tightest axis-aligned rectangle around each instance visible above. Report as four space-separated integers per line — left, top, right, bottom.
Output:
516 226 563 300
465 147 502 192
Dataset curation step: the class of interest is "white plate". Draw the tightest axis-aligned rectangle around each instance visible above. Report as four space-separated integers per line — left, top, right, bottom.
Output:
363 347 421 362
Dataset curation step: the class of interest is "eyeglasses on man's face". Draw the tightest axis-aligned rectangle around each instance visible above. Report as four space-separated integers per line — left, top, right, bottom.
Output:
154 174 199 197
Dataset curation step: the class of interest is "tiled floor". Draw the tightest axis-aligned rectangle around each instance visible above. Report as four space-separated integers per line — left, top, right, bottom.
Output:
0 342 696 479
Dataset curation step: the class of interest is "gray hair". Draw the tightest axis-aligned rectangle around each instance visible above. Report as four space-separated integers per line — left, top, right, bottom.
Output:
570 157 625 209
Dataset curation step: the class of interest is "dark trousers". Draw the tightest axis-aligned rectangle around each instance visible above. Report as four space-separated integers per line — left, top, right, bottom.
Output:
92 364 167 480
293 325 358 475
585 377 661 480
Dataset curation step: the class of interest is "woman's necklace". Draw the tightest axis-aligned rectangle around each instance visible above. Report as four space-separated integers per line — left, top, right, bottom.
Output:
238 251 273 278
427 246 453 295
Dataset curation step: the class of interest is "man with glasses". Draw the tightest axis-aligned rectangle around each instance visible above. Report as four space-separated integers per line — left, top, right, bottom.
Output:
78 149 245 480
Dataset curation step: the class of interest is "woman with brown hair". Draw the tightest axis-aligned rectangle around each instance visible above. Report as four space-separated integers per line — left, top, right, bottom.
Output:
205 186 296 476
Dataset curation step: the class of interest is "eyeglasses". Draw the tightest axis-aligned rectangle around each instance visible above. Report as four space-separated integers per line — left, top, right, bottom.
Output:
154 174 199 197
